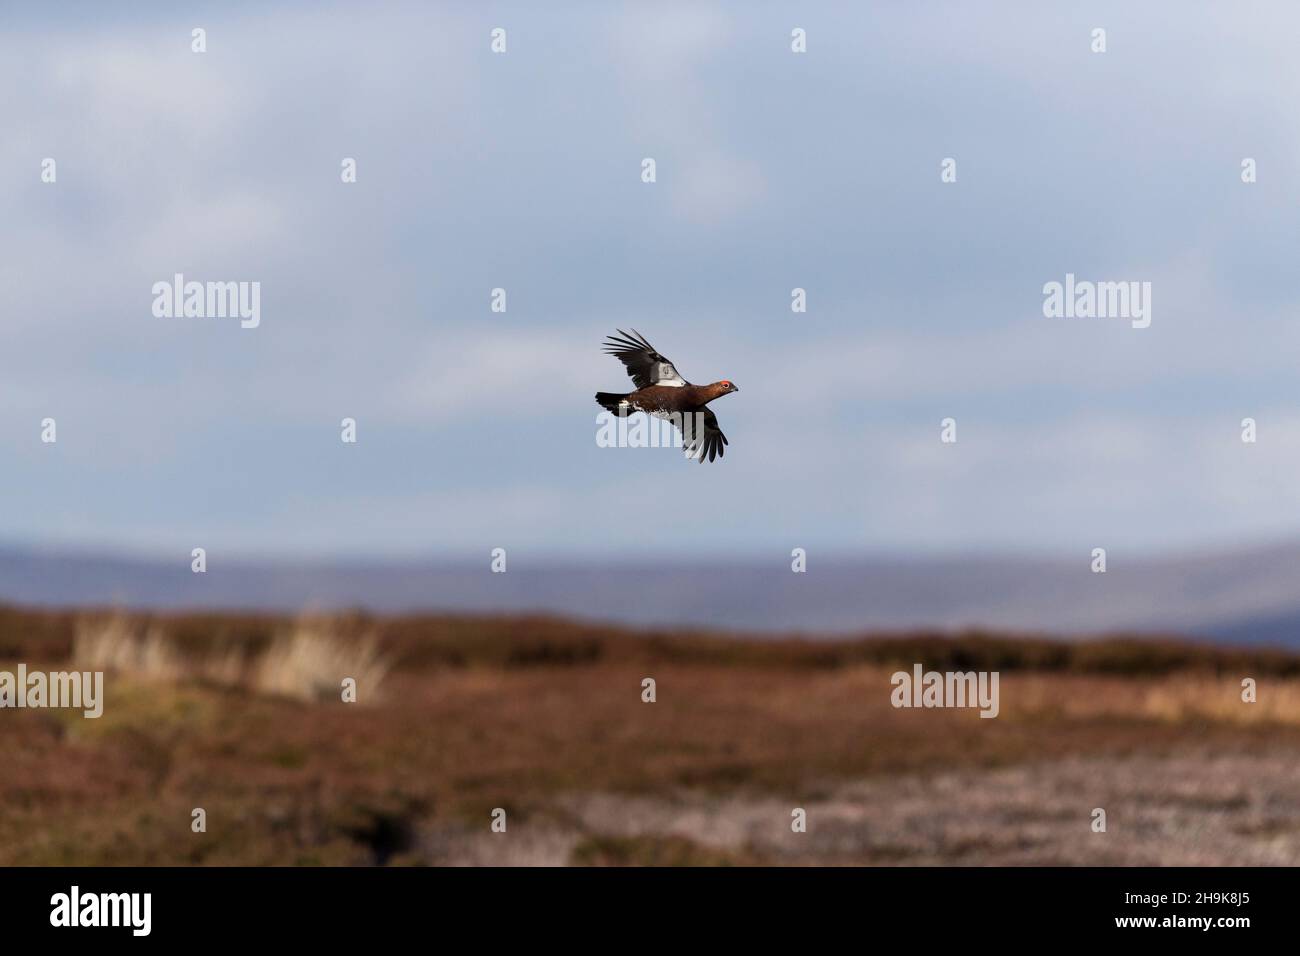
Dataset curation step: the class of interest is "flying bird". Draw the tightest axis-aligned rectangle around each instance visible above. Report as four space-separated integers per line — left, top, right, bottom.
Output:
595 329 739 463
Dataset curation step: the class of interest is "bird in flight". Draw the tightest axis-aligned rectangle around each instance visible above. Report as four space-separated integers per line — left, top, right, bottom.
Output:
595 329 739 463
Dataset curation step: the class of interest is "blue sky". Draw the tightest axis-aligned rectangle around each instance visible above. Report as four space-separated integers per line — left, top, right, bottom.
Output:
4 1 1300 560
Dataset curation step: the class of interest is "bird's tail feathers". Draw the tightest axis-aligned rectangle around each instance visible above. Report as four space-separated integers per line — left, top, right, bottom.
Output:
595 391 629 414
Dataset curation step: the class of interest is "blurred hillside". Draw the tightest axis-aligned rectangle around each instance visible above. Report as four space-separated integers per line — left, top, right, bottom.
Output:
6 542 1300 643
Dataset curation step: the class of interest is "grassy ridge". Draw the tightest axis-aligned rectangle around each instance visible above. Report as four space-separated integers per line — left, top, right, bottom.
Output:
3 603 1297 676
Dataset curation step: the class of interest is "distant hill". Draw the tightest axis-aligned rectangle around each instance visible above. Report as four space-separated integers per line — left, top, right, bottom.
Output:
2 542 1299 645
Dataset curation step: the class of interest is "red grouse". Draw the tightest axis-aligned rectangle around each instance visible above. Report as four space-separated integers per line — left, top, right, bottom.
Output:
595 329 739 463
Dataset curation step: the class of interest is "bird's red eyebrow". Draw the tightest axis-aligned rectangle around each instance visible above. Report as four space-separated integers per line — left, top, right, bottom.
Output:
721 380 732 387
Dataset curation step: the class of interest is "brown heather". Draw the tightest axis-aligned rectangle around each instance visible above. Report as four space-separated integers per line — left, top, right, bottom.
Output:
3 604 1299 865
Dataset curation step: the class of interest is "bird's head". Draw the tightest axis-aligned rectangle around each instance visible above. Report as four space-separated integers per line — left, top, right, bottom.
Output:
715 380 740 396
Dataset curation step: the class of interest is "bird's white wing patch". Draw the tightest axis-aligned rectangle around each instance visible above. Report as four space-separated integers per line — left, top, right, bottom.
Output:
651 361 686 386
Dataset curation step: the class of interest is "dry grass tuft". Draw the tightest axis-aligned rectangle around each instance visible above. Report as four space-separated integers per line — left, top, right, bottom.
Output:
68 612 392 704
254 620 393 703
73 615 184 681
1009 671 1300 725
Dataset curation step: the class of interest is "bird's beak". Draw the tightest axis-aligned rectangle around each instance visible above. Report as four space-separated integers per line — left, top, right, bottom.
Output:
732 384 740 392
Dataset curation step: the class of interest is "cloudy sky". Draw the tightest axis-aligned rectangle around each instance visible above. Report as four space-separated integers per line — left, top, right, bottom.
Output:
4 1 1300 561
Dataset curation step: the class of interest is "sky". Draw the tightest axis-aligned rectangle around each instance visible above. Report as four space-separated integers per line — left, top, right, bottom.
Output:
4 1 1300 562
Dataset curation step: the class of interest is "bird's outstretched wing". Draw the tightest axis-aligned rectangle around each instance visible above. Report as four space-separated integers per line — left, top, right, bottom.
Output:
603 329 687 388
682 407 727 464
